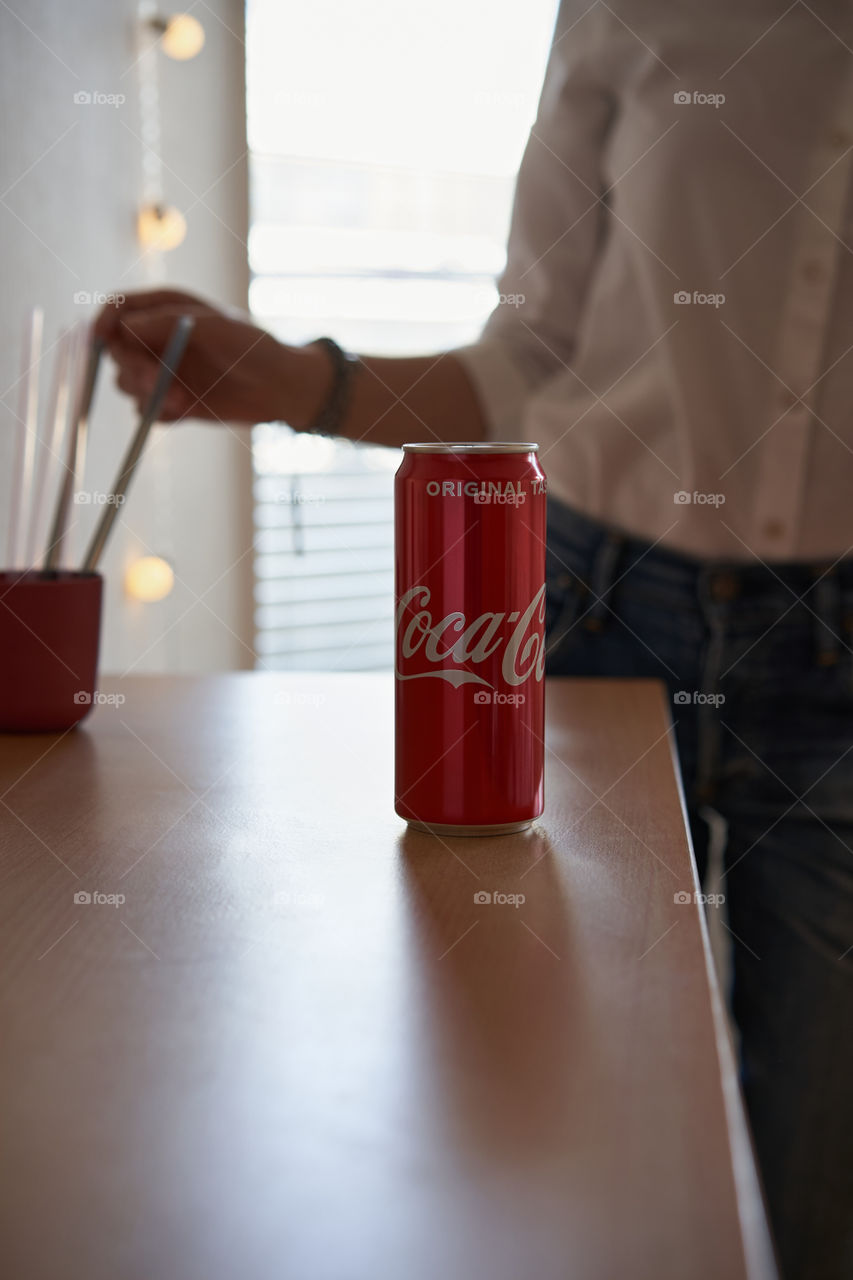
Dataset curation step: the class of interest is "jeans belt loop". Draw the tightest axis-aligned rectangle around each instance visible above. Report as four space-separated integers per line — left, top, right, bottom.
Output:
812 566 841 667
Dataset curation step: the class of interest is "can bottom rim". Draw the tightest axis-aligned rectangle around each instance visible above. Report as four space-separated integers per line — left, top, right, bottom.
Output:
406 818 534 837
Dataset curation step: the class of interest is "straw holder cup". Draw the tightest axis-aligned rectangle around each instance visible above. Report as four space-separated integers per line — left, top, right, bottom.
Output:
0 571 103 732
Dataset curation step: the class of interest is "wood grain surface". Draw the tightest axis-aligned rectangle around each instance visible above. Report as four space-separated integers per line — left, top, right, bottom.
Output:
0 675 777 1280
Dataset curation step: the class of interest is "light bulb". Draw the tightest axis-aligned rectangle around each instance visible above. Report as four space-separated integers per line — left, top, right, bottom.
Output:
125 556 175 602
157 14 205 60
137 203 187 251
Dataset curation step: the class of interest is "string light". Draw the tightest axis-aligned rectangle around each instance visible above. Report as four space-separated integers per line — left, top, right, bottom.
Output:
137 202 187 251
148 13 206 61
125 555 175 602
131 2 197 653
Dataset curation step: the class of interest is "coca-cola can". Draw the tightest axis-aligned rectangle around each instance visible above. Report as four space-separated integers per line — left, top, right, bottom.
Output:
394 442 547 835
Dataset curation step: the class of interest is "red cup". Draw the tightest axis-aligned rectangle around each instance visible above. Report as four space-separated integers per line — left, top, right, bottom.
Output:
0 571 103 732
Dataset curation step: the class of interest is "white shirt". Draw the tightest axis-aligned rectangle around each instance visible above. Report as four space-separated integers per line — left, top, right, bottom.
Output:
457 0 853 561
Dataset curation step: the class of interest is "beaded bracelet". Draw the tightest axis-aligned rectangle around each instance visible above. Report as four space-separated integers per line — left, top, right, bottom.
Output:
306 336 358 435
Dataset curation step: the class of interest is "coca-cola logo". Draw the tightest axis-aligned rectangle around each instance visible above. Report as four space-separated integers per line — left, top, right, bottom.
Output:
395 584 546 690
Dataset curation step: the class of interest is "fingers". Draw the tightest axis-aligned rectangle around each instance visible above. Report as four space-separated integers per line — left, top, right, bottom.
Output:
93 288 216 344
115 311 188 359
115 289 215 314
106 310 207 380
114 351 157 400
158 387 195 421
114 360 195 421
112 349 208 422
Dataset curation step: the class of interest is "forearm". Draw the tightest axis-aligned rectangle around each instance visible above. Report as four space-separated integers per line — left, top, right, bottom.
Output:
95 287 491 441
285 345 488 448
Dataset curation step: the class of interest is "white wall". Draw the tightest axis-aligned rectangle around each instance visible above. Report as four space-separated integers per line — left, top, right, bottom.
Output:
0 0 254 672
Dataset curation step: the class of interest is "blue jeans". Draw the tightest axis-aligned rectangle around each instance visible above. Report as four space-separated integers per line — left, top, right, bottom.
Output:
545 498 853 1280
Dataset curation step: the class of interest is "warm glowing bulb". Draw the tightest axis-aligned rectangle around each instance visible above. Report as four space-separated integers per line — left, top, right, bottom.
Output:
160 14 205 60
137 203 187 251
125 556 175 602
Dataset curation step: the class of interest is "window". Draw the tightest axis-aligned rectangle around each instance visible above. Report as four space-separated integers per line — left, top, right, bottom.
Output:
246 0 558 669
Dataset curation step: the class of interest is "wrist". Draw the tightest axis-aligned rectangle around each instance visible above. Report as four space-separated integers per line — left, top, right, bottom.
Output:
273 340 334 431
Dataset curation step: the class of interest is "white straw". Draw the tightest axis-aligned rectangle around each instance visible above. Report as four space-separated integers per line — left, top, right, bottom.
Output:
81 315 195 573
24 327 73 569
6 307 44 569
43 331 104 571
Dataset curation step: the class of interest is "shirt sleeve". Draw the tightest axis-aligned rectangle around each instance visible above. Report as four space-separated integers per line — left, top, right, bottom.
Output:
455 2 614 439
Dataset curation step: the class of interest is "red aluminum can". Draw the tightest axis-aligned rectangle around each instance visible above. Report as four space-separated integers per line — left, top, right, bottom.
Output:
394 442 547 835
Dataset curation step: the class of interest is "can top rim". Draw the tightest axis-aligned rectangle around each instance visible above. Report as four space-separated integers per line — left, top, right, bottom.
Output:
402 442 539 454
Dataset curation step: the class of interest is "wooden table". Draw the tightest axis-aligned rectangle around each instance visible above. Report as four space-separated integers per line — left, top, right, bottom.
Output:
0 675 776 1280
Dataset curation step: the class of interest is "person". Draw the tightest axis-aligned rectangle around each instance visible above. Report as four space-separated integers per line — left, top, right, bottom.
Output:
97 2 853 1275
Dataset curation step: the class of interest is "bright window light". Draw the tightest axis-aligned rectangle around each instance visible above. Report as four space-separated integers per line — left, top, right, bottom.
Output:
246 0 558 669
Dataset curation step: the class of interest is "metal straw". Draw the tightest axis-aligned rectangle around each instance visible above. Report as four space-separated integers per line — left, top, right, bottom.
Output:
81 315 195 573
25 327 72 569
43 334 104 571
6 307 44 568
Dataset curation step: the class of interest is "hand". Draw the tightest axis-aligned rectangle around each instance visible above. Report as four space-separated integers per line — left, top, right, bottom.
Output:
94 289 328 426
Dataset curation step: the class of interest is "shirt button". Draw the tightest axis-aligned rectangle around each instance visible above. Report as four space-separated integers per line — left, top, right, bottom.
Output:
762 519 786 540
829 128 853 149
779 389 800 411
801 258 823 283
